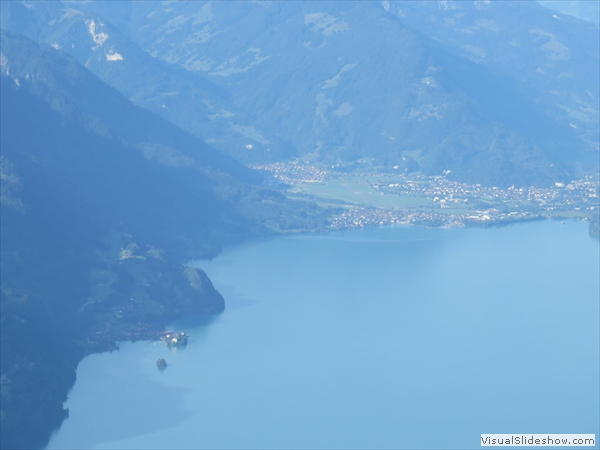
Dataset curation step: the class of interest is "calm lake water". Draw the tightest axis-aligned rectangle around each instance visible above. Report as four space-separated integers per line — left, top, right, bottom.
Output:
47 221 599 449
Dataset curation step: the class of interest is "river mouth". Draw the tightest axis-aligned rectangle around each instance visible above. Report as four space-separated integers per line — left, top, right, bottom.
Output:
48 221 599 449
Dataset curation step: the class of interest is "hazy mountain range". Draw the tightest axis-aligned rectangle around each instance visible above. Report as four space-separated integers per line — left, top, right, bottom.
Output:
2 0 598 187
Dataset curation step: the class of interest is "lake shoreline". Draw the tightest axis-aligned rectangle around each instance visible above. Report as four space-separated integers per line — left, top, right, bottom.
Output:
49 222 597 448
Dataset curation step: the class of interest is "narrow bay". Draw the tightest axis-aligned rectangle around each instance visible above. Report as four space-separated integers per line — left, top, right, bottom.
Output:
47 221 600 449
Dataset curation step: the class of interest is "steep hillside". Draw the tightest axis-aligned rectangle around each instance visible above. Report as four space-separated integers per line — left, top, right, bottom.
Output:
387 0 599 149
17 0 596 188
0 1 297 163
0 31 328 449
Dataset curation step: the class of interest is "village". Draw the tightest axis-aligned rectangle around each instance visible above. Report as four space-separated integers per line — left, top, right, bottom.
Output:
251 160 599 229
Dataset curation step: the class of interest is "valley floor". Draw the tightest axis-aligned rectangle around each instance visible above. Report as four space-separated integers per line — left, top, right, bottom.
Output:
252 160 599 231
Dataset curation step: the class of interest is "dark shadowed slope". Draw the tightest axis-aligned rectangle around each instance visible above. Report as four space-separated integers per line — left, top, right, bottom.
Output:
0 31 328 449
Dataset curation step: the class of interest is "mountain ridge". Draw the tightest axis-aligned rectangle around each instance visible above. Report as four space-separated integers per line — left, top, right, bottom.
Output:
0 1 298 163
7 0 596 187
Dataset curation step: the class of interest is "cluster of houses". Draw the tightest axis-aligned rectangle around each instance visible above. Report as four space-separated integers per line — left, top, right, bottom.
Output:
159 331 188 347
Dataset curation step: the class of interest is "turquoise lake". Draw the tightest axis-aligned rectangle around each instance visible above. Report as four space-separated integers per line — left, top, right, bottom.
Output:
47 221 599 449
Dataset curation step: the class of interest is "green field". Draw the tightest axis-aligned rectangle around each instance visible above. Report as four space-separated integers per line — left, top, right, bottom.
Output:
288 171 590 220
295 176 432 209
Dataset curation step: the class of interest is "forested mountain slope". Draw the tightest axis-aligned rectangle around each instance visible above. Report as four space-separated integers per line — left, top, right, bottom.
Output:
3 0 597 187
0 31 328 449
0 0 297 163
